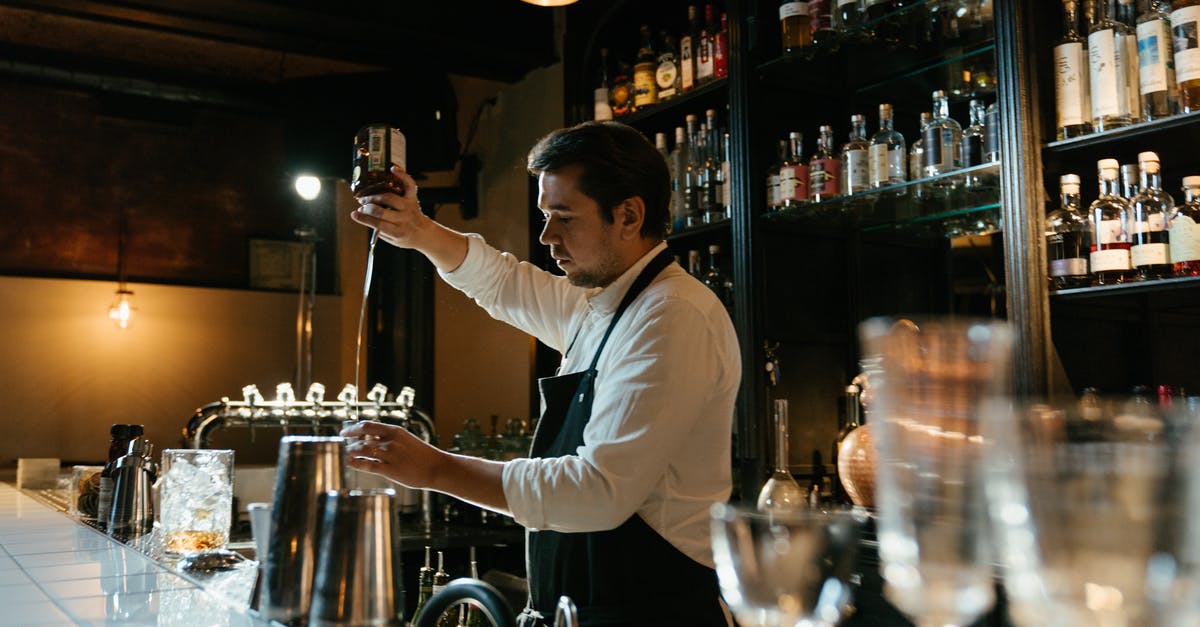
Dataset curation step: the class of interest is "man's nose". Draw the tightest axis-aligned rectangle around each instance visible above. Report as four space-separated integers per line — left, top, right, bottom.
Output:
538 218 557 245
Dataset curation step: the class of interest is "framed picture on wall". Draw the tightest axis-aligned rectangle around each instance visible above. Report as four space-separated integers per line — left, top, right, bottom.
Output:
248 239 309 290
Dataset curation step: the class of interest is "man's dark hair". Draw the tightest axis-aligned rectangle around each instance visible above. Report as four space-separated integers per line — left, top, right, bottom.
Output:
527 121 670 240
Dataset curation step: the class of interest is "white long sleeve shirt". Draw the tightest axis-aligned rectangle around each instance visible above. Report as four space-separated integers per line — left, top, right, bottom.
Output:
439 235 741 567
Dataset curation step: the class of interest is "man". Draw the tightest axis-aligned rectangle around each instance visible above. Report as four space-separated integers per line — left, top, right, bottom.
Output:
343 121 740 626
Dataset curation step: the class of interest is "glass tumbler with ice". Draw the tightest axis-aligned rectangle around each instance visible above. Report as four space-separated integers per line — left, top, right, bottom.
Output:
159 449 234 556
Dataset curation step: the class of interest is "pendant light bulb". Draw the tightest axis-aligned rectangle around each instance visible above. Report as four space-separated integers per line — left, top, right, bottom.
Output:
108 289 135 329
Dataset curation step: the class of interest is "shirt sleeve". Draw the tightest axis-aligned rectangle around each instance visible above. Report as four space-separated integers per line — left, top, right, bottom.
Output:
502 294 733 532
439 234 588 353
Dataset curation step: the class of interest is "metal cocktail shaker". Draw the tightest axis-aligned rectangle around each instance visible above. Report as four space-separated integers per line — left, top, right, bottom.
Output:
310 488 404 626
107 437 157 543
259 436 346 625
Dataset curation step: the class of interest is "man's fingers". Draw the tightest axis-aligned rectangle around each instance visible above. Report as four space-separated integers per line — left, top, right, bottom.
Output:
391 165 419 197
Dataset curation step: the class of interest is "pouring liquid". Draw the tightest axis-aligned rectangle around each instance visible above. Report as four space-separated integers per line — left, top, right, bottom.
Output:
353 228 380 422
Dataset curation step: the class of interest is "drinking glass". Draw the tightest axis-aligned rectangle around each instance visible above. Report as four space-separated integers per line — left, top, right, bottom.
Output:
982 395 1200 627
858 316 1012 627
158 449 234 556
710 503 861 627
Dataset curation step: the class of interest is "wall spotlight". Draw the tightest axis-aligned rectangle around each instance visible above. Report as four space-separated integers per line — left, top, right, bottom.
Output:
294 175 322 201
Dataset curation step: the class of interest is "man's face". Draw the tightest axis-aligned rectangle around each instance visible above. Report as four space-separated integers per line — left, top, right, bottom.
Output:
537 165 623 289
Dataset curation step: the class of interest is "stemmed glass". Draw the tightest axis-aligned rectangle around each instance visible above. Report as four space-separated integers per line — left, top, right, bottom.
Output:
710 503 861 627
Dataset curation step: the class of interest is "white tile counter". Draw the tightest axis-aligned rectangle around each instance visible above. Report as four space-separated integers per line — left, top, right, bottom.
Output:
0 483 266 626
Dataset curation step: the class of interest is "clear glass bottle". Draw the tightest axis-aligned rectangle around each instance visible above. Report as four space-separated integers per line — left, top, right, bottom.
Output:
1130 151 1175 280
1089 158 1134 285
684 115 702 228
695 123 713 227
841 114 871 195
704 109 725 223
780 0 814 51
756 399 805 513
632 24 658 110
1171 175 1200 275
809 124 841 202
670 126 688 232
1136 0 1179 120
960 99 987 188
1056 1 1093 139
870 103 907 189
767 138 786 211
984 101 1001 164
702 244 734 311
721 132 733 212
923 90 962 179
1088 0 1135 130
1120 162 1141 202
910 111 932 183
781 131 810 209
1116 0 1143 121
1047 174 1092 289
1174 0 1200 112
594 48 614 122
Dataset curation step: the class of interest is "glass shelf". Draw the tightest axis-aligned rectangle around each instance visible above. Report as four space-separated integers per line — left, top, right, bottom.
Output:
611 78 728 127
1044 110 1200 152
1049 275 1200 299
761 162 1002 236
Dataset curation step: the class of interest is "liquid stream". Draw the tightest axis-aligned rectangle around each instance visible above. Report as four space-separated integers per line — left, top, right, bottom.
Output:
353 229 380 422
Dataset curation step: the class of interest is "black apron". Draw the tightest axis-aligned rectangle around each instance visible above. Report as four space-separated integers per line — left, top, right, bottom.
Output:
517 249 728 627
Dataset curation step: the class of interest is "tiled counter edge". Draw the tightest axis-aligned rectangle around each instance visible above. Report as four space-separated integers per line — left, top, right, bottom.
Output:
0 482 269 626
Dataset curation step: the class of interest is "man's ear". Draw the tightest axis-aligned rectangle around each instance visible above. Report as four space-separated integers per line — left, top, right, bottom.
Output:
615 196 646 239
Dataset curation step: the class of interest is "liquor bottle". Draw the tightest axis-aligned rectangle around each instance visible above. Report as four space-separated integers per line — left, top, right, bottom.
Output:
1130 151 1175 280
702 244 734 310
633 25 658 110
464 548 485 627
1136 0 1179 120
1174 0 1200 112
688 250 703 278
433 551 455 627
696 4 717 84
671 126 688 232
780 0 814 52
1171 175 1200 275
837 0 864 31
840 114 871 195
809 124 841 202
781 131 810 209
656 133 672 226
714 12 729 79
695 123 715 225
1121 162 1141 201
721 132 732 211
960 99 987 188
1088 158 1134 285
864 0 895 22
811 0 837 46
656 32 681 101
703 115 724 224
96 424 141 532
923 90 962 179
984 101 1001 164
412 547 435 623
1116 0 1144 121
1056 0 1094 139
756 399 805 512
681 6 700 92
684 115 702 228
910 111 932 182
1047 174 1092 289
767 138 786 211
865 0 898 45
1088 0 1135 130
870 103 907 189
610 60 633 117
832 384 863 504
594 48 613 122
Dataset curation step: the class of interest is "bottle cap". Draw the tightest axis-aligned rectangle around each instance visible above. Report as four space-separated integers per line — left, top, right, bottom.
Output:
1138 151 1159 164
932 89 947 100
1097 158 1119 173
850 113 865 124
879 103 893 115
655 132 667 149
675 126 685 143
708 244 720 254
789 131 802 140
1184 175 1200 188
819 124 833 133
1060 174 1081 185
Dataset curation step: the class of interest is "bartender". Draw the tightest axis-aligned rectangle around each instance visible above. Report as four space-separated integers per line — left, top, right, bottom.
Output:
343 121 740 627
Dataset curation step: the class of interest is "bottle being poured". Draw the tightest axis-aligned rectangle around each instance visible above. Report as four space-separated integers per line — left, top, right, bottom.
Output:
349 125 408 419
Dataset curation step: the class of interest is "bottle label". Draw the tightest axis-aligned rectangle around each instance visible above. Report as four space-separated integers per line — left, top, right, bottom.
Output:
780 2 809 19
633 66 657 107
1172 7 1200 83
961 134 984 168
869 143 888 186
1170 213 1200 262
1133 213 1166 232
810 0 831 30
1097 218 1127 244
722 161 732 208
1137 19 1173 95
656 60 678 98
593 88 613 122
1051 258 1088 277
1091 248 1132 271
767 173 780 206
388 128 407 170
1055 42 1089 127
984 106 1000 161
368 127 387 173
779 168 796 202
97 477 114 528
846 148 868 193
809 158 839 197
697 38 714 80
923 126 951 172
837 0 857 6
680 36 695 90
1132 243 1170 266
1089 29 1125 118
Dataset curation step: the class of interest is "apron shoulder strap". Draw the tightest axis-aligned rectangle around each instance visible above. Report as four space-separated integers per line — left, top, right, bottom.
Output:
586 248 674 372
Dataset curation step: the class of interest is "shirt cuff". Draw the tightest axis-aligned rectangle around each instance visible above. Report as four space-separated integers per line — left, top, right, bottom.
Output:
502 458 546 530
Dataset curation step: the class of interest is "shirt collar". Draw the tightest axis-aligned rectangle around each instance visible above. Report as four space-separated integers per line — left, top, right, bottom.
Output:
586 241 670 316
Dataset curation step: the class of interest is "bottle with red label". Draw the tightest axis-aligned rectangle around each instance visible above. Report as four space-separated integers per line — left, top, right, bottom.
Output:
696 3 717 85
714 12 729 79
809 125 841 202
781 131 810 209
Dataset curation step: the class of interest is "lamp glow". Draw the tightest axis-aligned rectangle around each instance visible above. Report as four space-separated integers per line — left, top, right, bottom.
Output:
294 175 322 200
520 0 577 5
108 289 135 329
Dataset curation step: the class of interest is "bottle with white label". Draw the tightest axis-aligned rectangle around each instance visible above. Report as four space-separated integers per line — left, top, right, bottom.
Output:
870 103 907 190
1088 158 1134 285
1172 0 1200 111
1170 175 1200 275
767 138 786 211
1056 0 1094 139
681 6 699 92
1130 152 1175 280
1047 174 1092 289
1137 0 1180 119
1089 0 1135 130
840 114 871 195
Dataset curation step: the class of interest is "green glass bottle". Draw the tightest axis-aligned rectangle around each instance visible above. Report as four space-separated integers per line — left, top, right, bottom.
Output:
411 547 435 624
